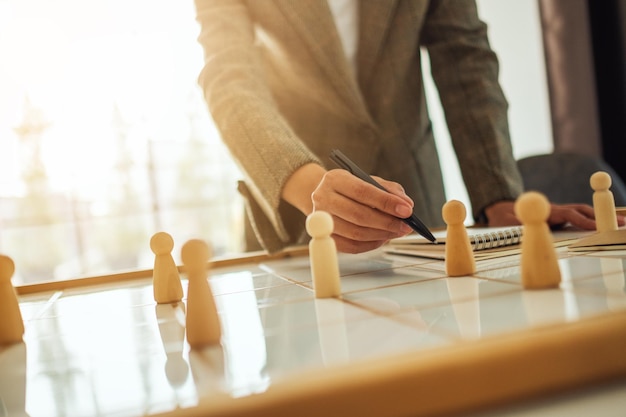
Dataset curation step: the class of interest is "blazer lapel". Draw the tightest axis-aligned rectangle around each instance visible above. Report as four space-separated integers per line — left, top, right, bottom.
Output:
274 0 371 121
357 0 399 88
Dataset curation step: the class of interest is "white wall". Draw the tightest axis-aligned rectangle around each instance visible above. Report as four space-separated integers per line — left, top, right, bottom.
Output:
423 0 552 221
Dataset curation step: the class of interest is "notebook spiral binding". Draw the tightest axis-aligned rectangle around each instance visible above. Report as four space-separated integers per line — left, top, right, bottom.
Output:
470 226 523 251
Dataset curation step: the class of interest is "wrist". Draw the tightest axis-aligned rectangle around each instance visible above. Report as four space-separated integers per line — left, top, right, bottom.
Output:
479 199 517 226
281 163 326 215
476 209 489 225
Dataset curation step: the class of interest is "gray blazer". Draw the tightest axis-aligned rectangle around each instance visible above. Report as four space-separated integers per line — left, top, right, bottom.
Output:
195 0 524 252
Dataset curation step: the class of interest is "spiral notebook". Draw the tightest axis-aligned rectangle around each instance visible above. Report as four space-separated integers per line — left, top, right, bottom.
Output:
384 226 585 261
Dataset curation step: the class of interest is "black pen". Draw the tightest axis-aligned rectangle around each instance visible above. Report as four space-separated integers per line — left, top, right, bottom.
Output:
329 149 438 243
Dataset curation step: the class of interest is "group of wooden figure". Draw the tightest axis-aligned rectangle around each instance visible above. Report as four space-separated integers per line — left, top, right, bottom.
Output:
307 171 621 295
436 170 619 286
0 171 621 347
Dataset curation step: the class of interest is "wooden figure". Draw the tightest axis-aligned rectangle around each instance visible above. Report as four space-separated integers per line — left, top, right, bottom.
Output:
0 342 27 415
182 239 221 349
0 255 25 345
151 232 184 304
590 171 618 233
442 200 476 276
515 191 561 289
306 211 341 298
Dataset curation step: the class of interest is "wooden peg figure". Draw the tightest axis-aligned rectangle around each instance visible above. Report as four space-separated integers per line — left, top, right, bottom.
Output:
442 200 476 276
590 171 618 233
182 239 221 349
515 191 561 289
0 255 25 345
151 232 184 304
306 211 341 298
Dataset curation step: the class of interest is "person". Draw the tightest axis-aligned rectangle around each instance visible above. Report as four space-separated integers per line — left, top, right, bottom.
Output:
193 0 609 254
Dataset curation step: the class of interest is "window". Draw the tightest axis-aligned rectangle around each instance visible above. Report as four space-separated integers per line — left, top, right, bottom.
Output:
0 0 245 284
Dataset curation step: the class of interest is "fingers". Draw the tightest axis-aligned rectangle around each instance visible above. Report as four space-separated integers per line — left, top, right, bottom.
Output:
547 204 596 230
311 170 415 253
331 234 391 254
319 170 414 218
331 215 411 244
484 200 603 231
372 176 414 207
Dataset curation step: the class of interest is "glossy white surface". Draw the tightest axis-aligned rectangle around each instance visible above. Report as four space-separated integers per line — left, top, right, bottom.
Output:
1 248 625 416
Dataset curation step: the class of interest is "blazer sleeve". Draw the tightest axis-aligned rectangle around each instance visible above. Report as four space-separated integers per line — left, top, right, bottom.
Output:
420 0 524 220
194 0 321 251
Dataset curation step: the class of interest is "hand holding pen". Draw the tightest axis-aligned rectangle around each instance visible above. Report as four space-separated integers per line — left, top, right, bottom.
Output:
309 169 415 253
330 149 437 243
298 149 432 253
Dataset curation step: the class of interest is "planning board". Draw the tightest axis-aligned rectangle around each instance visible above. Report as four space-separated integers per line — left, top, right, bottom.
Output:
1 243 626 417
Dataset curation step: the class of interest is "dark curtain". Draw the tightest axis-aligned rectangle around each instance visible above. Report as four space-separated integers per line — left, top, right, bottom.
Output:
539 0 626 184
587 0 626 182
539 0 601 157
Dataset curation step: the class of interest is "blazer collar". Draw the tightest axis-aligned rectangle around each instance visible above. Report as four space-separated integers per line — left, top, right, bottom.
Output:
274 0 398 121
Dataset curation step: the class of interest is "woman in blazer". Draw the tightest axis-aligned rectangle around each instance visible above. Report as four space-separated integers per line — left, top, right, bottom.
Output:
194 0 597 253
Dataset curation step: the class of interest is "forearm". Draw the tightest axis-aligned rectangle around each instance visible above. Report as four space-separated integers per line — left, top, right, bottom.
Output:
195 0 321 227
423 0 524 217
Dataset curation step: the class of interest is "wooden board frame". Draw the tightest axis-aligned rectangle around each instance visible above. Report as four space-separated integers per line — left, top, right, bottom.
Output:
14 246 309 296
153 310 626 417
